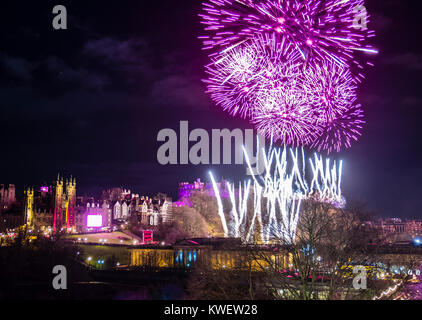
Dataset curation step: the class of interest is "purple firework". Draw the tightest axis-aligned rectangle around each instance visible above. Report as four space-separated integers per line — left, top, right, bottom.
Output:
310 104 365 153
204 33 365 151
199 0 377 76
301 61 358 125
252 85 321 146
204 33 302 118
252 61 363 150
199 0 376 153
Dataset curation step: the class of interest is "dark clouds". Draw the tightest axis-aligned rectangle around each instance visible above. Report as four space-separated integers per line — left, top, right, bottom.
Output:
383 53 422 70
0 54 33 82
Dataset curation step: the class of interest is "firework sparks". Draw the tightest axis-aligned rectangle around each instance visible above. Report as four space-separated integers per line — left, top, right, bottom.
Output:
204 33 302 118
205 34 363 150
310 103 365 153
302 61 358 124
251 86 321 146
209 145 344 243
199 0 377 73
200 0 376 152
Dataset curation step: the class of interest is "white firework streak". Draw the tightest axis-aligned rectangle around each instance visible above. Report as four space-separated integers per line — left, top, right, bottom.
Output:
226 180 251 238
209 172 229 237
209 144 344 244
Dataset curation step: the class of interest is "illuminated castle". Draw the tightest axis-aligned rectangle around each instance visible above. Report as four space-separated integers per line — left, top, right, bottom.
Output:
23 179 172 232
175 178 229 207
23 188 34 228
24 175 76 232
53 175 76 232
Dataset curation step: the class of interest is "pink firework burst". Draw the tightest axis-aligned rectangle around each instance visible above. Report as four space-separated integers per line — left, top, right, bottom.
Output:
252 85 322 146
301 61 358 125
310 104 365 153
204 33 302 118
199 0 377 153
199 0 377 77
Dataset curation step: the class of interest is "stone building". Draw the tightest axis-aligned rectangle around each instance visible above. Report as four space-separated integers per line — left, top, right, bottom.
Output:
74 201 112 233
23 176 76 232
0 184 16 213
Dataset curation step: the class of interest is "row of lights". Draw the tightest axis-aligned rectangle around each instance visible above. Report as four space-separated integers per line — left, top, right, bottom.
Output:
86 256 120 267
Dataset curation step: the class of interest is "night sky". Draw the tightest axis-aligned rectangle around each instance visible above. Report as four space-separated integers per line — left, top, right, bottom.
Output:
0 0 421 218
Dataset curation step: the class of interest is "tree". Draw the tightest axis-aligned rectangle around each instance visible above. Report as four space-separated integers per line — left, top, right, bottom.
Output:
172 206 210 238
248 199 381 300
157 222 187 245
186 247 271 300
184 197 410 300
189 193 225 236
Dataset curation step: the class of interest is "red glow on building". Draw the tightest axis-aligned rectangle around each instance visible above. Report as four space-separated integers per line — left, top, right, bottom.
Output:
143 230 153 244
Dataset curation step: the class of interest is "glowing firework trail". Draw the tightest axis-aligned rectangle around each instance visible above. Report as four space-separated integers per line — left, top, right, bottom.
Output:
309 152 343 204
209 145 344 243
227 180 251 238
209 172 229 236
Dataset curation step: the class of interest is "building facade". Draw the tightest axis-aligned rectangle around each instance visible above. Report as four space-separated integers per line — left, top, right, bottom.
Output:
23 180 173 233
53 176 77 232
0 184 16 213
130 238 292 271
174 178 229 207
23 176 76 232
74 201 112 233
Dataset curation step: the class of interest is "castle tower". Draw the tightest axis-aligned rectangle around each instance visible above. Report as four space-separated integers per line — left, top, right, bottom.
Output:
24 187 34 228
53 175 64 231
65 177 76 229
